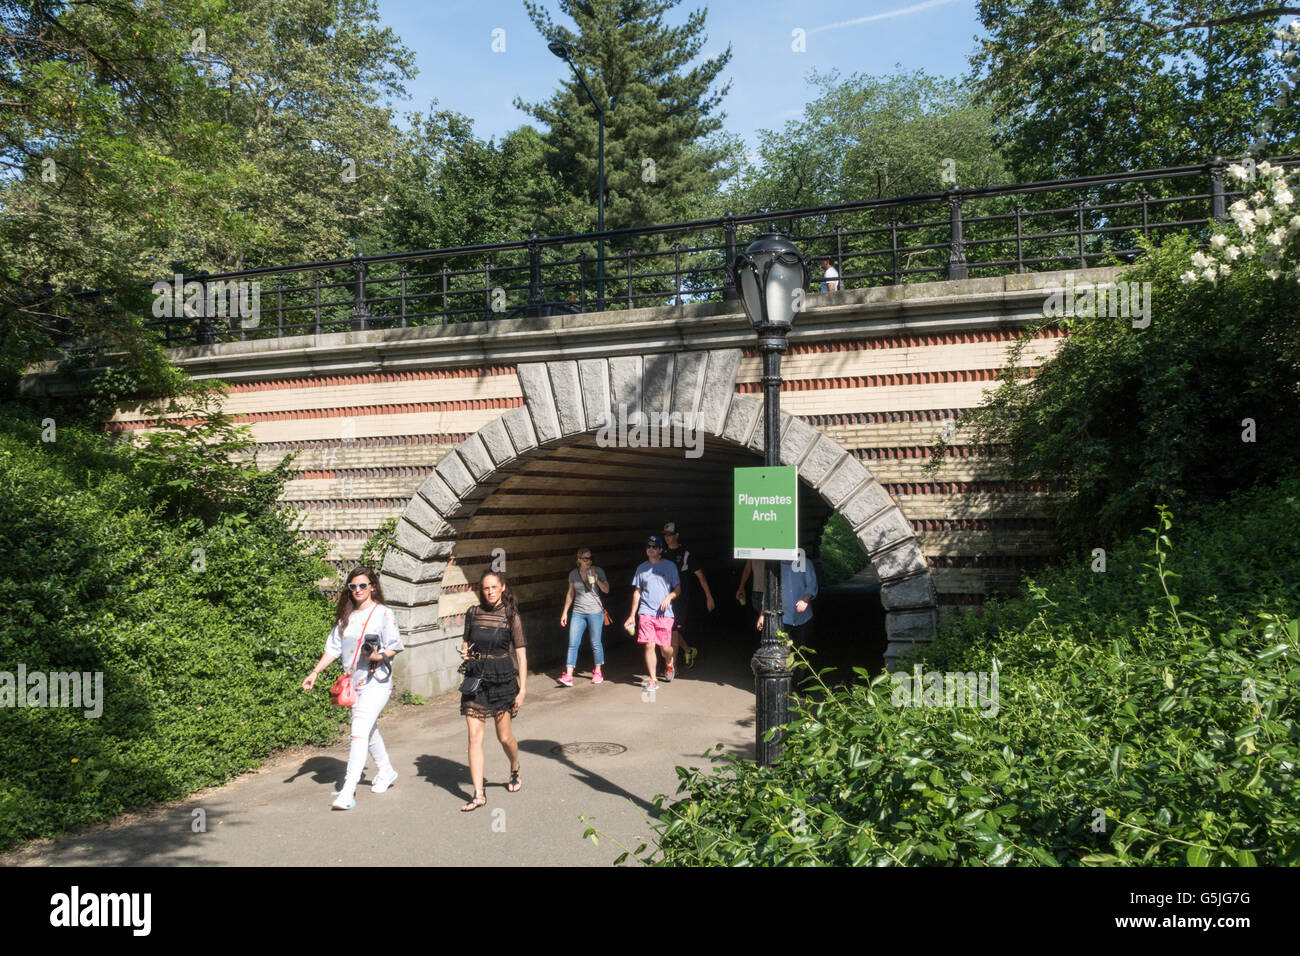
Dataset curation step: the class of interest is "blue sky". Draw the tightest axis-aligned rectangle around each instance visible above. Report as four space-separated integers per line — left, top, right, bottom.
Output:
373 0 988 149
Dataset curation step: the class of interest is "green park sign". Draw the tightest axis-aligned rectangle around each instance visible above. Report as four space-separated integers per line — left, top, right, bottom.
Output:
733 466 799 560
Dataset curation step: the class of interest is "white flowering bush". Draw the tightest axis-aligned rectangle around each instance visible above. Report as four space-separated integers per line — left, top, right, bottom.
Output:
1184 20 1300 284
1183 161 1300 284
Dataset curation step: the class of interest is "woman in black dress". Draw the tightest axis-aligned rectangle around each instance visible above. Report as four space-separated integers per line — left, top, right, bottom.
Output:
458 570 527 811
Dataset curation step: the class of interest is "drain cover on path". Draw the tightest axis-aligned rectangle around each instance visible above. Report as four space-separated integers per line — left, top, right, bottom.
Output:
550 742 627 757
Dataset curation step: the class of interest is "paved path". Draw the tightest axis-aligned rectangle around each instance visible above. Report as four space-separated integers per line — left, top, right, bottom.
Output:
4 640 757 867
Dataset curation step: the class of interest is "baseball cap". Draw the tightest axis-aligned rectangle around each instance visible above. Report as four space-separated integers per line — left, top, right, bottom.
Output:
662 522 678 534
645 534 665 548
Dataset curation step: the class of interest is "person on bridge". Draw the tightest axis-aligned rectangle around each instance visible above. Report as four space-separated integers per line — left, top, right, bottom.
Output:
820 258 841 292
624 534 680 691
559 547 611 686
458 570 527 812
301 565 404 811
660 521 715 679
755 558 819 644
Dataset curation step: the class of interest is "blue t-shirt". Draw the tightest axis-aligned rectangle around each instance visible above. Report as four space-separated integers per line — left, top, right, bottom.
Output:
632 560 680 617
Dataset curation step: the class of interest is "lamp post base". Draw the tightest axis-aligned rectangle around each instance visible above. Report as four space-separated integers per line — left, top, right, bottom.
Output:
751 629 792 766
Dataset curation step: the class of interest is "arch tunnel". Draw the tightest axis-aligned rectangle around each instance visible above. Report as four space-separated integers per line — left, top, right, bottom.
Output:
381 349 939 698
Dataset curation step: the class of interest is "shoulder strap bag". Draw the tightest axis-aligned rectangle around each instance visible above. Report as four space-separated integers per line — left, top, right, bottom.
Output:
585 567 614 627
329 604 380 707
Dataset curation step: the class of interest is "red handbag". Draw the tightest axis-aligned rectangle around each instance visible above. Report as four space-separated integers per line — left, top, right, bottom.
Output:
328 605 381 707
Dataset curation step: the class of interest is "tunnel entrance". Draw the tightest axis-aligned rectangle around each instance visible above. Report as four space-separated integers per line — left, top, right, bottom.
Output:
381 349 936 698
433 433 884 680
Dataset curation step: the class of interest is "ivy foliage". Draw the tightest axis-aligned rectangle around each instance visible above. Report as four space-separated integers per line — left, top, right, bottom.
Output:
943 234 1300 552
637 479 1300 866
0 392 341 850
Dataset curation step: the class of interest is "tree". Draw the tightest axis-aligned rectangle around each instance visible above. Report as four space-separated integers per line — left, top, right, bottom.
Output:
971 0 1299 182
730 69 1008 213
720 68 1008 286
516 0 734 232
0 0 415 386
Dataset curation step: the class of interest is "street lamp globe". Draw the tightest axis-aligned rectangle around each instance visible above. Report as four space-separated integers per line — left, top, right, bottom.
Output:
732 232 808 330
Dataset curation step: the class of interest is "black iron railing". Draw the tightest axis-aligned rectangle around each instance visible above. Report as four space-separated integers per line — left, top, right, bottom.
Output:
52 156 1293 351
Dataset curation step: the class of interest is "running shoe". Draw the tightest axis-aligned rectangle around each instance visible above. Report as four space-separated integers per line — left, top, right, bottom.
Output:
371 769 398 793
331 793 356 810
684 647 698 669
558 672 574 687
663 664 675 682
642 678 659 691
591 670 604 684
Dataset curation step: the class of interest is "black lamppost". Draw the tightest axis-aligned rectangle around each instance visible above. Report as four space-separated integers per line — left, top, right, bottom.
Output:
732 232 809 766
548 40 606 309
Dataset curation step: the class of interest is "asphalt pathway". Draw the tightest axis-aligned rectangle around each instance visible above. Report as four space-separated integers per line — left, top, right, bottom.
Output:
4 638 758 867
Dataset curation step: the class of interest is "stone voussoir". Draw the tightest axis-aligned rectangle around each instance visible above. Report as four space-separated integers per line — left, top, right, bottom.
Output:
517 362 562 445
547 360 586 437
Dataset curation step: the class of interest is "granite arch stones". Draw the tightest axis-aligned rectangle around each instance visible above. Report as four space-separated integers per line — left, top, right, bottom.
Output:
382 348 938 696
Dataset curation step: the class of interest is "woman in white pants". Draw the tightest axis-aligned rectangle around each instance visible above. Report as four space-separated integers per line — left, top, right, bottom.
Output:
302 565 404 809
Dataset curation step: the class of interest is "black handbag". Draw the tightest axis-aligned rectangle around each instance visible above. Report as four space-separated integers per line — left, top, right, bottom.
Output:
458 606 483 693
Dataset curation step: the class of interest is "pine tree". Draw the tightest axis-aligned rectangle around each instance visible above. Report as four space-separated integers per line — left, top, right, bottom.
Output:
516 0 733 233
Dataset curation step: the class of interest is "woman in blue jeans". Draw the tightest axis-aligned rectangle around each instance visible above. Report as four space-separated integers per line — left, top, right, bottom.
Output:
558 547 609 685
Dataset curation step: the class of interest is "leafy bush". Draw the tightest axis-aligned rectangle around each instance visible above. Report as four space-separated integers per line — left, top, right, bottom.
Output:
818 512 869 586
945 235 1300 551
640 478 1300 865
0 394 342 849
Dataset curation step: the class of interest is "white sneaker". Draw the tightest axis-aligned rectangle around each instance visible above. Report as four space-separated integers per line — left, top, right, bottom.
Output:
371 769 398 794
331 793 356 810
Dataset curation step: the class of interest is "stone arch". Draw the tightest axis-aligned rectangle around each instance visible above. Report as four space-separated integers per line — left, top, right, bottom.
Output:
381 348 938 695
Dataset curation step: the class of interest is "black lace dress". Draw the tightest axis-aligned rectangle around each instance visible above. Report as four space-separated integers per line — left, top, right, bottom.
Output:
460 603 526 719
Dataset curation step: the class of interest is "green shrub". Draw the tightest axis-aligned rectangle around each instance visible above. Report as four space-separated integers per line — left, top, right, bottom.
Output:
0 396 343 849
945 235 1300 551
642 478 1300 866
818 512 869 586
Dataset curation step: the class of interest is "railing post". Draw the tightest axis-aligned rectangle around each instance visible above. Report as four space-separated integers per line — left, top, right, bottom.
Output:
1076 199 1087 269
275 277 283 338
1013 204 1026 273
1139 190 1152 236
526 233 546 317
313 273 322 336
350 255 369 331
835 222 844 283
625 248 633 309
673 241 683 306
399 269 408 328
483 257 492 320
723 210 739 301
195 271 214 345
441 263 450 323
889 217 900 284
946 187 968 280
578 252 589 310
1208 155 1228 222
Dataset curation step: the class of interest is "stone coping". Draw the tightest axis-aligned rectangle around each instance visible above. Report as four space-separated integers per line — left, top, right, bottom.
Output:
22 267 1121 394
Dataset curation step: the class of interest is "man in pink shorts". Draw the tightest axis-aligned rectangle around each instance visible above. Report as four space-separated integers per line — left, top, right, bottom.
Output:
623 534 681 690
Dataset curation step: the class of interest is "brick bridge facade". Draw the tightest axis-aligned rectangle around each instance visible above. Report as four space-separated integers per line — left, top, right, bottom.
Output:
43 267 1107 696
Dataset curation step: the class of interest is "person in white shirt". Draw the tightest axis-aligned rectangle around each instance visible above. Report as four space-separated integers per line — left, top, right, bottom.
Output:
820 258 840 292
302 565 404 810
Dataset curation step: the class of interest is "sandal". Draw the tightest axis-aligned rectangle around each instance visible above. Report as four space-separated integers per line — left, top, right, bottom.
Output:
460 790 486 812
507 766 522 793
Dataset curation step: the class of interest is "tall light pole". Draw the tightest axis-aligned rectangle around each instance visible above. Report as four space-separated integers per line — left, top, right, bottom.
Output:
731 232 809 765
548 40 606 310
